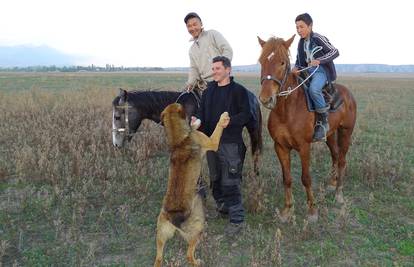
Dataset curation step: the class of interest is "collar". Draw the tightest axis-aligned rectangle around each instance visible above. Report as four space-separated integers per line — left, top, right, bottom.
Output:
301 31 314 42
209 76 234 88
189 29 206 42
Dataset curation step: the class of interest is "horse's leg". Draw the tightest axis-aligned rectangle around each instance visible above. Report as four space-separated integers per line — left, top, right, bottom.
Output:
335 127 353 204
275 143 293 223
298 144 318 222
326 131 339 192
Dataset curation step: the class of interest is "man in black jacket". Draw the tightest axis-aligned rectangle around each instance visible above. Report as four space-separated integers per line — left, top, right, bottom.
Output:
191 56 251 236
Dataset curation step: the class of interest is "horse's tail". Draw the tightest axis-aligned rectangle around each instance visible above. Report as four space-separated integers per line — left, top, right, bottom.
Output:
247 102 263 176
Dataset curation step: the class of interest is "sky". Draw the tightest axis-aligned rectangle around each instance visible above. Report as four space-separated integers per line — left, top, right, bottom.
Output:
1 0 412 67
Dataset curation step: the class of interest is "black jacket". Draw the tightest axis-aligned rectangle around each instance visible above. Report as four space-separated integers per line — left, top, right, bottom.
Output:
198 77 251 144
295 32 339 82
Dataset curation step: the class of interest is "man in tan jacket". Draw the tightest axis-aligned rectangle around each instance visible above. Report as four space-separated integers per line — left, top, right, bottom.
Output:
184 12 233 91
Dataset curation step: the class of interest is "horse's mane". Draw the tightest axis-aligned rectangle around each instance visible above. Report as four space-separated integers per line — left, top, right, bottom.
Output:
259 37 291 63
113 90 181 111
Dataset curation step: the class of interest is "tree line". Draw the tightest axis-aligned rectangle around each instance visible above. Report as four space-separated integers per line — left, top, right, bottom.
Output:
0 64 164 72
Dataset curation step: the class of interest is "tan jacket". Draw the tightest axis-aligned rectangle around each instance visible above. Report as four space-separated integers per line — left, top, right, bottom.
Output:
187 29 233 87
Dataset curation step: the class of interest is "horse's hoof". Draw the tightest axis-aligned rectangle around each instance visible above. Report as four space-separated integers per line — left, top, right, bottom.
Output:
327 184 336 192
327 178 337 192
279 208 292 223
307 210 318 223
336 192 344 204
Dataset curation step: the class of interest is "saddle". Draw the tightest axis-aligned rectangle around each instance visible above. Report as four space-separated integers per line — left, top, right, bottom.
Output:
298 74 343 112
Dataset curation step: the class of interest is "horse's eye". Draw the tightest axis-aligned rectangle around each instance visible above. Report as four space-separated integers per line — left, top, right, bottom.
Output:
281 61 285 66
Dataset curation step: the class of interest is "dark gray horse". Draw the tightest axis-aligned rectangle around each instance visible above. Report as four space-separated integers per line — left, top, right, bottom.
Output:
112 88 262 174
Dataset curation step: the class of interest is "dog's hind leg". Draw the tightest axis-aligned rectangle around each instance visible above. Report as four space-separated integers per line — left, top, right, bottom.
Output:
184 197 204 266
154 212 175 267
186 232 202 266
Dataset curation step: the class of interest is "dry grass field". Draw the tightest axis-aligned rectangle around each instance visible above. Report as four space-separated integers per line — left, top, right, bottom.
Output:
0 72 413 266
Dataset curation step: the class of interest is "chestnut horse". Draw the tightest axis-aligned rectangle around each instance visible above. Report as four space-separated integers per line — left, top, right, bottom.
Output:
257 35 356 222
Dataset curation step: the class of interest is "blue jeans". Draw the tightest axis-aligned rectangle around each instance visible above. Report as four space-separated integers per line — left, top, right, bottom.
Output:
308 66 328 110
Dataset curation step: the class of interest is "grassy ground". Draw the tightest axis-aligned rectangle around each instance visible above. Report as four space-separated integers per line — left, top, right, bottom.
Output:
0 72 413 266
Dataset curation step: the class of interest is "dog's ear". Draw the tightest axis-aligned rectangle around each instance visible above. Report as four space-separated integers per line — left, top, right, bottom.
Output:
178 104 186 119
160 109 166 125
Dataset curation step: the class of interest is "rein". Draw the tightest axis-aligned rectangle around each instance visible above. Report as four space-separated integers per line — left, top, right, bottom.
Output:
261 46 322 97
175 89 201 109
278 65 319 97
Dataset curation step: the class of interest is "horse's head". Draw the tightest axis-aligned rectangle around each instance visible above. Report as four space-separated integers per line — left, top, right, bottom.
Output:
257 35 295 109
112 89 142 148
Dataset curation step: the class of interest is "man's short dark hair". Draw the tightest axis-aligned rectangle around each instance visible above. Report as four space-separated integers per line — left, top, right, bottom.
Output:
184 12 202 24
295 13 313 26
212 56 231 68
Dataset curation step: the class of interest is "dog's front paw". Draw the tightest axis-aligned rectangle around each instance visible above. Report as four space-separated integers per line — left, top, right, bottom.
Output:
219 112 230 128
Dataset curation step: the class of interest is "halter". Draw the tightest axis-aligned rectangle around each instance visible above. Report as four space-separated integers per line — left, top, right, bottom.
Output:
112 101 135 139
260 61 291 95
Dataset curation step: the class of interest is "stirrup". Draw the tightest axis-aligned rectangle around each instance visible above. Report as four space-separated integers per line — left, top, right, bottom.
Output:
313 122 328 142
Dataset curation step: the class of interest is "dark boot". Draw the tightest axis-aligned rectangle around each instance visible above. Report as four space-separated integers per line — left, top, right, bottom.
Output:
224 222 244 237
205 202 228 220
313 109 330 142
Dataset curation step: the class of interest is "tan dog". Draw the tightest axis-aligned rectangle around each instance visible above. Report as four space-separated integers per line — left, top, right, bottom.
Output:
154 103 229 267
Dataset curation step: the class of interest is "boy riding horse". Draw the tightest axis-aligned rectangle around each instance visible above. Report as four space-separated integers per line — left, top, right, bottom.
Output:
292 13 339 142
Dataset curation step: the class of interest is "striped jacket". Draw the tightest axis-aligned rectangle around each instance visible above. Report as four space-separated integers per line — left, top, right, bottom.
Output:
187 29 233 87
295 32 339 82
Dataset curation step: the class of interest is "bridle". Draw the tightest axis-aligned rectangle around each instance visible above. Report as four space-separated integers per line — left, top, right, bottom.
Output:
112 101 135 140
112 89 202 141
260 46 322 98
260 61 291 96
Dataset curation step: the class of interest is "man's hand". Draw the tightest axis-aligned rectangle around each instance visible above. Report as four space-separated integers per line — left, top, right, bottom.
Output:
309 59 320 67
190 116 201 130
219 112 230 128
292 67 300 75
186 84 193 92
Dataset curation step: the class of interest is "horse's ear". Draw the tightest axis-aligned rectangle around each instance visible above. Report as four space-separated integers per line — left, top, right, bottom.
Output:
257 36 266 47
119 88 127 104
284 34 296 49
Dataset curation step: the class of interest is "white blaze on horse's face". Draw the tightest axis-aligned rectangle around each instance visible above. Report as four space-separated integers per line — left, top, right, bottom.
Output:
267 52 275 61
112 108 125 147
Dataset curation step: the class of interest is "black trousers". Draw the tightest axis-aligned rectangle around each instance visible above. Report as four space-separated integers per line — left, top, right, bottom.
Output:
206 142 246 224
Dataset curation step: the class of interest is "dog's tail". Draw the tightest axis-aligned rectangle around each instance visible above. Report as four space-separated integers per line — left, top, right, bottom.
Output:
166 209 189 228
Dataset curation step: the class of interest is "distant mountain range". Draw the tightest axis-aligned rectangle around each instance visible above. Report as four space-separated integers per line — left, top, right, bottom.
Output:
0 45 79 67
230 64 414 73
1 45 413 72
